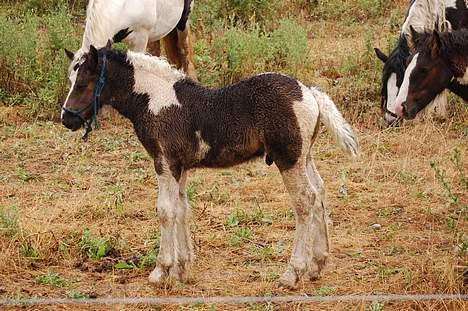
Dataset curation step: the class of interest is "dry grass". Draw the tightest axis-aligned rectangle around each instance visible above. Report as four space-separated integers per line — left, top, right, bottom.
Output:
0 1 467 310
0 109 466 310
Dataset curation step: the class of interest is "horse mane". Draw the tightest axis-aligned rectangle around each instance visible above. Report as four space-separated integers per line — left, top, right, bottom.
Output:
401 0 452 46
126 51 185 83
415 29 468 58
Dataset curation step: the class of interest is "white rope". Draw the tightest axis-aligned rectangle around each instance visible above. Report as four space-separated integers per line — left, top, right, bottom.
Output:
1 294 467 306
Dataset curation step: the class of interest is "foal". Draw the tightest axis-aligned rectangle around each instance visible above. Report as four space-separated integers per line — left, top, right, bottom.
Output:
394 28 468 119
61 42 359 288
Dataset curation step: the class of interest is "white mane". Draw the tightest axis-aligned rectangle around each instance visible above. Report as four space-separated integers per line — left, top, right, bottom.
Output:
126 51 185 83
402 0 457 42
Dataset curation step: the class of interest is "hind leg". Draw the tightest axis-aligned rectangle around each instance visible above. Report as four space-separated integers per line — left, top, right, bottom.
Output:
305 159 330 280
147 40 161 57
278 159 329 288
162 27 197 80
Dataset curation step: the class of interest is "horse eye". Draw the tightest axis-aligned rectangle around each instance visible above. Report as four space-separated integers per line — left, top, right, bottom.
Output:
73 63 80 71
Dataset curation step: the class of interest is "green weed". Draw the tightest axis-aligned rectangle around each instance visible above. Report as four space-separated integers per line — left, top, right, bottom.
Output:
35 272 67 287
79 229 114 260
317 285 337 296
0 205 20 237
227 227 253 247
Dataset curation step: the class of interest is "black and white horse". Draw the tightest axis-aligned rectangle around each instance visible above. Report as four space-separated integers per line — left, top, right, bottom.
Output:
61 35 359 289
393 28 468 119
374 0 468 125
65 0 196 86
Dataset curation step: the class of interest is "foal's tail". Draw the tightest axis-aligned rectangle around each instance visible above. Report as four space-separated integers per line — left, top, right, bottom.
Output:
309 87 359 159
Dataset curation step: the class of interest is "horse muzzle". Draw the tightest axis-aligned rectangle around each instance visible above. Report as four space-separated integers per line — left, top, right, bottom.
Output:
61 111 85 131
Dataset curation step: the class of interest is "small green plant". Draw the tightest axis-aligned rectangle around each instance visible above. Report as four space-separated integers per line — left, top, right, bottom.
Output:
35 272 67 287
0 205 20 237
20 240 41 259
227 227 253 246
65 290 89 299
187 179 201 204
140 235 160 268
367 301 385 311
317 286 337 296
79 229 114 260
16 167 35 182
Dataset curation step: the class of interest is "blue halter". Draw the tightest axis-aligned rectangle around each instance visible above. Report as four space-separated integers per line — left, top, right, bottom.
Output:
63 52 107 141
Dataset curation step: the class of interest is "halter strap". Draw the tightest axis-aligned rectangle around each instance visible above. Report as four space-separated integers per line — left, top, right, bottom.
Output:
62 52 107 141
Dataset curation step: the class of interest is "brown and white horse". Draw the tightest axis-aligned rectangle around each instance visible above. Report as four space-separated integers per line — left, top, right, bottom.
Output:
61 36 359 289
374 0 468 125
65 0 196 83
394 28 468 119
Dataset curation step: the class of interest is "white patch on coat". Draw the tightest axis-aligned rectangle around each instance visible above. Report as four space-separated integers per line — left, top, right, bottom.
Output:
402 0 454 44
393 53 420 116
383 73 399 123
127 52 185 115
62 57 87 119
195 131 210 161
457 67 468 85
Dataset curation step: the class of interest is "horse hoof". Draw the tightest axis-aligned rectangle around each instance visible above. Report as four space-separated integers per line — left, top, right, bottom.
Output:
148 266 166 284
279 269 299 289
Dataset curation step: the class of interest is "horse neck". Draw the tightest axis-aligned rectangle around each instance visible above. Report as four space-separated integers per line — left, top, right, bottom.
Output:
108 52 185 122
81 0 118 50
402 0 449 39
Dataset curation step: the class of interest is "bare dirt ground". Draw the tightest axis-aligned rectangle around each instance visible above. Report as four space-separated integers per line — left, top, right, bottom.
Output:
0 106 466 310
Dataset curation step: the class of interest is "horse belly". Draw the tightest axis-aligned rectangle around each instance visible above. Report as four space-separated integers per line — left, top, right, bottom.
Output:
149 0 185 40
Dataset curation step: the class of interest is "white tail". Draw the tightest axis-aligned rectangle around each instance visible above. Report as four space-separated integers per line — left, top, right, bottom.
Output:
309 87 359 159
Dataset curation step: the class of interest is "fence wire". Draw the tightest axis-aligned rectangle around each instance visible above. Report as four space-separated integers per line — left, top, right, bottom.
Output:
1 294 467 306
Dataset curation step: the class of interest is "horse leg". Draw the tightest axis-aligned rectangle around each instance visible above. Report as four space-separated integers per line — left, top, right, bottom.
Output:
278 159 329 289
147 40 161 57
148 164 190 283
162 27 197 80
173 170 195 281
162 29 182 68
305 159 330 281
176 26 197 80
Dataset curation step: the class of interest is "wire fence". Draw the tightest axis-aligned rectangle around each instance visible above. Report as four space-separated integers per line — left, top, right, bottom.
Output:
1 294 467 306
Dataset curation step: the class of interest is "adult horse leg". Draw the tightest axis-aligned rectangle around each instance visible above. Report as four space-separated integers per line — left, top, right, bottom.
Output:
147 40 162 57
278 159 329 288
149 162 193 283
162 28 197 80
176 27 197 80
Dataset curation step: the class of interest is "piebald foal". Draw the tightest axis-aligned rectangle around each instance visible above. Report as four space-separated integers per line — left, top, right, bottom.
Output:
61 41 359 288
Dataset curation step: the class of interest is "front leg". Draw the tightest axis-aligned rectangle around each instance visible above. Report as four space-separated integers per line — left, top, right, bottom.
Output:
148 166 194 284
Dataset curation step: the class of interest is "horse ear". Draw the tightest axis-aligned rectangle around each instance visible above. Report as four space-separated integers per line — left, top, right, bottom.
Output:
430 30 441 58
64 48 75 60
88 45 99 71
374 48 388 63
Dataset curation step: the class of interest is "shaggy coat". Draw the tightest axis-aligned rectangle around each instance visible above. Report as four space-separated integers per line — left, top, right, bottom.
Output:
62 46 359 289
